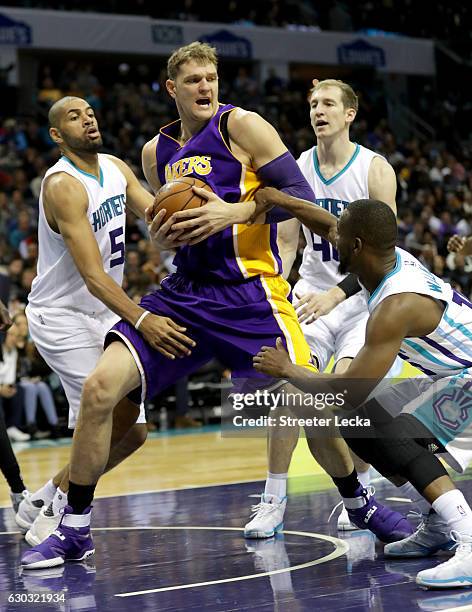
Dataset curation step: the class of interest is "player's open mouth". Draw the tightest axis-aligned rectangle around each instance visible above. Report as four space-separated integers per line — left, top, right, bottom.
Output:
196 98 211 108
316 120 328 127
87 128 100 137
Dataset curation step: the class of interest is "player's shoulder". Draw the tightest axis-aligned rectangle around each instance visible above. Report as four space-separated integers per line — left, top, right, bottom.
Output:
43 170 81 195
143 134 160 155
43 171 88 214
358 146 393 172
366 291 412 343
227 107 267 131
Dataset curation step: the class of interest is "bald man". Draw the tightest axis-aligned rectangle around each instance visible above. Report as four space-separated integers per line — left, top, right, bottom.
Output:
17 97 191 547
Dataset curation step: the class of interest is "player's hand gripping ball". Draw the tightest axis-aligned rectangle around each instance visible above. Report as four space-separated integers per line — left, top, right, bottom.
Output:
151 177 214 223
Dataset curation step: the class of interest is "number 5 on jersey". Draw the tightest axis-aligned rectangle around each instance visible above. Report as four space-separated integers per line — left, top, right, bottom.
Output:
109 227 125 268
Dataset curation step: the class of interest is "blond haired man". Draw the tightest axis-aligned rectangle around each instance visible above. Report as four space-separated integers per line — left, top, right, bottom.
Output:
245 79 401 536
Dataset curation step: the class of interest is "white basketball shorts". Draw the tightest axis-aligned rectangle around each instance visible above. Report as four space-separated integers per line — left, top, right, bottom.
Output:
293 278 369 372
26 305 146 428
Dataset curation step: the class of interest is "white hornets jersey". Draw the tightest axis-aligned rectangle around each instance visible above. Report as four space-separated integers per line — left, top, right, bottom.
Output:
28 154 127 315
298 143 382 290
367 247 472 377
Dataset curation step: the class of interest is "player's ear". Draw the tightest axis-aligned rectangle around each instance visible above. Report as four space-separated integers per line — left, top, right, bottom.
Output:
49 127 63 145
166 79 176 99
353 237 362 254
345 107 356 125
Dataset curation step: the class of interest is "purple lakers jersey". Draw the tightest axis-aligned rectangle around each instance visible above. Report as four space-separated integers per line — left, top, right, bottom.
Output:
156 103 282 281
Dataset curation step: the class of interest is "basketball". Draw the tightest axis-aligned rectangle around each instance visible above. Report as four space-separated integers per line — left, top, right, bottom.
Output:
151 177 214 223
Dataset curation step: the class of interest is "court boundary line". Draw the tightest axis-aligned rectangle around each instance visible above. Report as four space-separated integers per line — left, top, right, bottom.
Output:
0 525 347 596
104 526 348 598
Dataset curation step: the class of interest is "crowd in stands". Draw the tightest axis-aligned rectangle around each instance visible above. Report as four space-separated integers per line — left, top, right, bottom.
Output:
4 1 471 47
1 53 471 440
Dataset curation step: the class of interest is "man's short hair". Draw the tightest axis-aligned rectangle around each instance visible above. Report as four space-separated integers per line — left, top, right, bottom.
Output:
346 199 397 249
310 79 358 112
167 42 218 80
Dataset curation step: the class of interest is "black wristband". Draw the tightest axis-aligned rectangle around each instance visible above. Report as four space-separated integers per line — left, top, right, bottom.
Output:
337 274 361 298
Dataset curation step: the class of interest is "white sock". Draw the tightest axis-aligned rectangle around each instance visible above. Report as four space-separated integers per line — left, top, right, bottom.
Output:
357 469 371 489
432 489 472 535
30 479 57 506
52 488 68 515
264 472 287 500
397 482 431 514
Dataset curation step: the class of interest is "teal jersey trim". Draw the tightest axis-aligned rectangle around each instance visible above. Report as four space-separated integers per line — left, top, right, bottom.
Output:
368 252 401 305
403 339 457 370
436 325 472 360
444 310 472 344
62 155 104 187
312 143 360 185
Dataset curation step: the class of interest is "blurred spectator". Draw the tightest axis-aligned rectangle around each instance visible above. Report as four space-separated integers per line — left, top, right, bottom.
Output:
19 341 60 440
0 325 29 442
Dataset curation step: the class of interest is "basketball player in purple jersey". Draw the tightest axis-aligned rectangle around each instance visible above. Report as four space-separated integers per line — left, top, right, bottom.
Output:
22 43 412 569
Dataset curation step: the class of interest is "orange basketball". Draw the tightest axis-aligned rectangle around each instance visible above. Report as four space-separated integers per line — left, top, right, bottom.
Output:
151 177 213 223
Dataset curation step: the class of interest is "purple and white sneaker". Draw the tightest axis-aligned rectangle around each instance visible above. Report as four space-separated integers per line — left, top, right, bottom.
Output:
21 506 94 569
345 486 414 544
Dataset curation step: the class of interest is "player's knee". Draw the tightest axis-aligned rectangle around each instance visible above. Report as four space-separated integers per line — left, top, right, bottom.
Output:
82 371 115 415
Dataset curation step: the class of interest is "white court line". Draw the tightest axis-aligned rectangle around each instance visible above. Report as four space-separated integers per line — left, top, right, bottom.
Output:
104 526 348 598
0 525 348 596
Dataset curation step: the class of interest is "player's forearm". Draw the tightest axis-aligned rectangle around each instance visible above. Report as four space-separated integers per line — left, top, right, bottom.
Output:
228 201 268 225
282 364 374 408
273 195 336 238
84 272 145 326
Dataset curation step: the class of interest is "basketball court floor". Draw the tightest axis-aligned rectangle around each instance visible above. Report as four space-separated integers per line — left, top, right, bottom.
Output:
1 428 472 611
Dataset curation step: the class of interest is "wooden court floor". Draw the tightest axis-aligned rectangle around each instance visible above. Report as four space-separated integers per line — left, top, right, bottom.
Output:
0 429 331 507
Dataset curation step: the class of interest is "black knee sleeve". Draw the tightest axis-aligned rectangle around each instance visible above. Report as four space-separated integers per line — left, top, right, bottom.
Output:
348 411 449 490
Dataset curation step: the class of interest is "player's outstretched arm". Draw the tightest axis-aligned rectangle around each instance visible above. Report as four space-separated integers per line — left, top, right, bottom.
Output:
252 187 337 240
254 294 413 407
43 173 195 359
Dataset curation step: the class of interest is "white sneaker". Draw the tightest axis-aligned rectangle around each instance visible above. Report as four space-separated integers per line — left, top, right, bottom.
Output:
416 531 472 588
15 492 44 533
337 504 359 531
7 427 31 442
10 490 29 514
26 504 62 546
384 511 454 558
244 494 286 539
